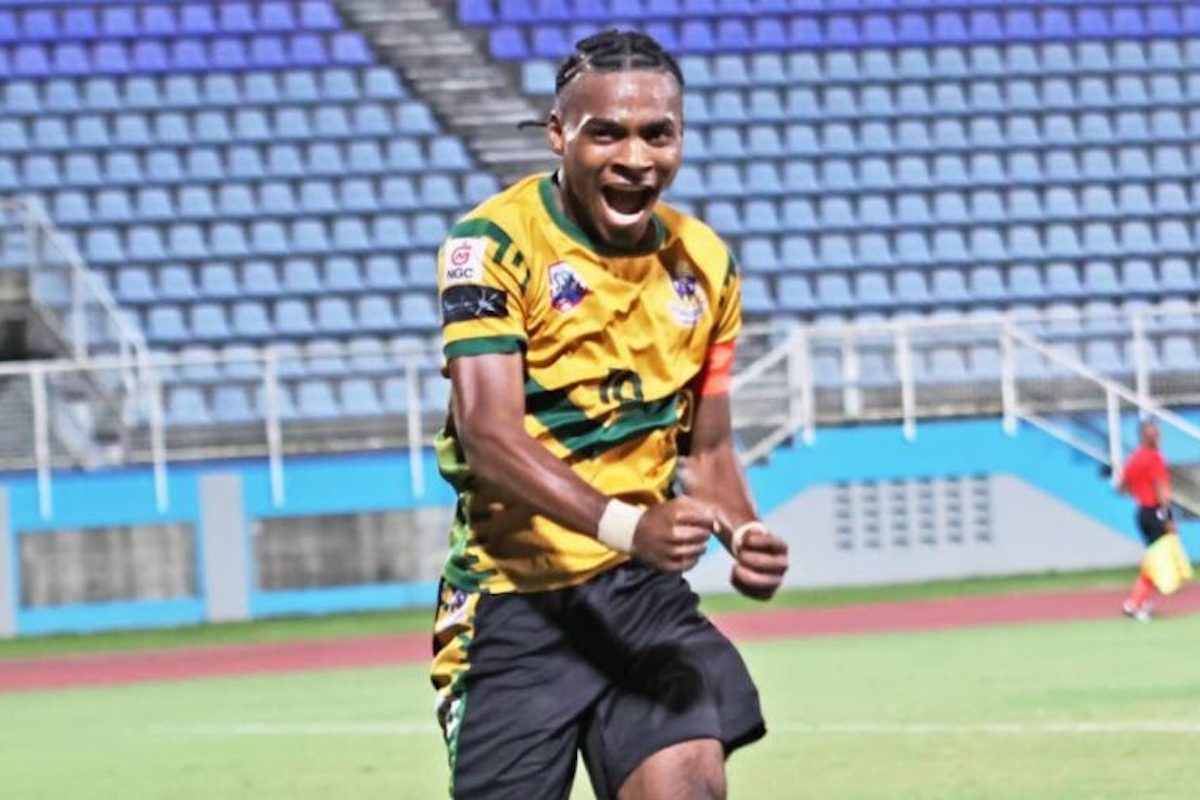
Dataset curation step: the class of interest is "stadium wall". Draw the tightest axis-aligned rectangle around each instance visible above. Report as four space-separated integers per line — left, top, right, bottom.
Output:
1 417 1195 637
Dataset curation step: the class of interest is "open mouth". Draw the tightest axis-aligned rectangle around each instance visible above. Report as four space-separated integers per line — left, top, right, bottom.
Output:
601 185 657 219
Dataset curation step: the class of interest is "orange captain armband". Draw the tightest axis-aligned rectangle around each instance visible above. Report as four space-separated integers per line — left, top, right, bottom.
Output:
698 340 737 397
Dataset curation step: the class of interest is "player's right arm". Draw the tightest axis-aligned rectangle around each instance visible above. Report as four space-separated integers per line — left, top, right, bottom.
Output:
438 222 711 571
450 353 712 571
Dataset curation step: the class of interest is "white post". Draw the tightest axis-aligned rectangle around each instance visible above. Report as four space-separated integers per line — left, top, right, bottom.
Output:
841 334 861 418
895 327 916 441
1131 309 1150 409
69 265 86 358
405 358 425 498
29 367 52 520
786 327 816 445
147 363 169 513
1000 320 1018 435
262 347 285 506
1106 390 1123 486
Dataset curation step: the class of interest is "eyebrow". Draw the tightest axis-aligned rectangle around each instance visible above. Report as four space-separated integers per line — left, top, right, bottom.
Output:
582 117 678 136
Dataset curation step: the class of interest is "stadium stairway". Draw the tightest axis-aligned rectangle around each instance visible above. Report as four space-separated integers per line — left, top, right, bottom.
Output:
336 0 554 184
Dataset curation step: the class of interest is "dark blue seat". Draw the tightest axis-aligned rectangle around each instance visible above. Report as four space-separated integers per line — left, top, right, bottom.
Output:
290 33 327 66
220 3 259 34
180 5 217 35
251 35 289 69
142 7 177 37
101 7 138 38
459 0 497 25
261 2 298 32
21 9 56 41
301 1 341 31
332 33 371 65
211 37 249 70
491 26 529 59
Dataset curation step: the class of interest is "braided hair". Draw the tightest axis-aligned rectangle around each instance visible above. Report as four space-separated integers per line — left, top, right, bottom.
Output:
554 29 684 96
520 30 684 129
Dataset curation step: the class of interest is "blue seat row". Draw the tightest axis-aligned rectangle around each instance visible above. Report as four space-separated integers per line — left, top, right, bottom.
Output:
724 221 1198 267
101 254 428 304
0 102 443 151
680 80 1196 125
462 0 1177 25
166 373 449 426
679 43 1198 88
0 31 372 77
161 337 436 385
740 261 1198 317
675 115 1198 162
484 8 1200 60
672 149 1197 197
1 69 407 115
0 2 341 41
0 138 472 191
680 183 1196 236
76 215 453 265
113 258 435 306
143 292 441 345
44 175 499 225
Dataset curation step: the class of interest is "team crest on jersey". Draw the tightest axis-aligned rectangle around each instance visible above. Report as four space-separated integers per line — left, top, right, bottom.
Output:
442 237 485 285
549 262 589 312
668 263 706 326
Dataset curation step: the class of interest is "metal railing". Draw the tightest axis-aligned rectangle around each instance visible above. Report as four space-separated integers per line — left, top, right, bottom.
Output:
731 310 1200 515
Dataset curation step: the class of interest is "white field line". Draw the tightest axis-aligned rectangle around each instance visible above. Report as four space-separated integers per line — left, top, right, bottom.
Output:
150 720 1200 737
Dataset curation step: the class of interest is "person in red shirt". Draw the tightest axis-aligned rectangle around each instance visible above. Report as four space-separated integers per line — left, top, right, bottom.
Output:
1118 420 1173 621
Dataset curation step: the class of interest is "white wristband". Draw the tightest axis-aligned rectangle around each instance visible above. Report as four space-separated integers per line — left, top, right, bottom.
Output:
597 499 643 553
731 521 767 556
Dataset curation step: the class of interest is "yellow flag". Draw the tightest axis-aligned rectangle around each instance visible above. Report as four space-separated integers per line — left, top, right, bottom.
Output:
1142 534 1195 595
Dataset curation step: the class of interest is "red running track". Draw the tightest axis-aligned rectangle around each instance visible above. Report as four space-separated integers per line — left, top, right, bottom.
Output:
2 585 1197 694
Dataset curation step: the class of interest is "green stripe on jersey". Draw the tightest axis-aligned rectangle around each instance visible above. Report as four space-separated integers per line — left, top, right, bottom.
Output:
444 335 527 359
525 378 679 461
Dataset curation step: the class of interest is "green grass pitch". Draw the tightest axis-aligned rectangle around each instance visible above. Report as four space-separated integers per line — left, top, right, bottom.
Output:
2 613 1196 799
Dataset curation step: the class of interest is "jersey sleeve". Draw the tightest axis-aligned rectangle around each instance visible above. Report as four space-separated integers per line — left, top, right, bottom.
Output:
437 219 529 360
712 248 742 346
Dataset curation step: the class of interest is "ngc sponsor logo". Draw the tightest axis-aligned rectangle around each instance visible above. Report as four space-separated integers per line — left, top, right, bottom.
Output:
442 237 485 284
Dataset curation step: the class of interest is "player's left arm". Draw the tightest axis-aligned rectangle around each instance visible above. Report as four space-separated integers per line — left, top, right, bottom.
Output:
680 250 788 600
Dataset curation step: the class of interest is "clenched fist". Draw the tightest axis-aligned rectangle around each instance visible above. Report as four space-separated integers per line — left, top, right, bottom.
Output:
632 497 718 573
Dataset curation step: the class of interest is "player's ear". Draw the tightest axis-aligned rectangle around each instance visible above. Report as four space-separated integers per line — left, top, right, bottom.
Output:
546 111 565 157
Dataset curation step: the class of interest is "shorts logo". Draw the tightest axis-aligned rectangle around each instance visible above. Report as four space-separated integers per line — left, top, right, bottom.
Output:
442 237 486 285
441 285 508 324
668 263 706 327
434 588 471 635
549 262 588 313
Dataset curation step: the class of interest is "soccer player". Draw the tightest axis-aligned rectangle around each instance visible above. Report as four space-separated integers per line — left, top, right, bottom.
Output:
429 29 789 800
1119 420 1172 622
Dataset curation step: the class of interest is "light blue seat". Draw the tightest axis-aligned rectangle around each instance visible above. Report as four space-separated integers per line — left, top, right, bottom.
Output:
158 265 199 301
116 268 155 303
742 199 780 234
357 296 396 331
297 379 339 419
212 385 255 423
1160 337 1199 371
167 386 211 427
1160 259 1194 292
299 179 338 214
275 298 316 335
412 214 448 247
895 270 931 305
1121 261 1158 295
350 141 386 174
399 294 438 329
317 297 357 333
1008 265 1044 299
381 377 410 413
134 187 177 223
324 256 363 291
931 269 970 304
968 267 1006 303
340 378 382 417
52 191 90 224
420 175 461 209
148 305 189 342
704 201 742 235
365 255 406 289
740 238 780 273
406 253 438 289
1045 264 1083 297
282 258 323 294
200 263 241 299
306 143 346 177
292 219 331 254
84 227 125 264
348 337 390 374
191 303 231 339
233 301 273 338
855 272 891 306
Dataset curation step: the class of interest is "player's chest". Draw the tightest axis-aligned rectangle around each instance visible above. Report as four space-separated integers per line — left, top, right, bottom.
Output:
527 256 713 363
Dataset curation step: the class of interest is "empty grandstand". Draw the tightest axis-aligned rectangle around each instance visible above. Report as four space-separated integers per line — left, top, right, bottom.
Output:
0 0 1197 636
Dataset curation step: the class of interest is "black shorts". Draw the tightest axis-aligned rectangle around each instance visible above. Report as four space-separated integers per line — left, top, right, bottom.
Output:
1136 506 1171 546
429 561 766 800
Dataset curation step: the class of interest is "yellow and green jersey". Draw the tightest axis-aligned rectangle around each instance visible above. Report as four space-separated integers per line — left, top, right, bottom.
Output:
435 172 742 593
